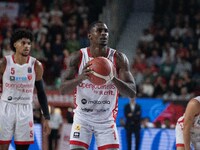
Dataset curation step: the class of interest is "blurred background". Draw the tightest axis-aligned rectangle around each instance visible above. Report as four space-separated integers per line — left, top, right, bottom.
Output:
0 0 199 149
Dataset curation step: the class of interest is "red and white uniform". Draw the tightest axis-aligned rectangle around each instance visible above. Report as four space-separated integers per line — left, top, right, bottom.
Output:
0 55 36 144
70 48 120 149
176 96 200 149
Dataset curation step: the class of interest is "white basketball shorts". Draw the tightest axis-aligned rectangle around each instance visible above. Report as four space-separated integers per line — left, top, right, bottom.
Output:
0 101 34 145
70 117 119 149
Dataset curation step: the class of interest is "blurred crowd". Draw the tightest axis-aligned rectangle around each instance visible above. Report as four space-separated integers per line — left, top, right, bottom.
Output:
1 0 200 101
132 0 200 101
0 0 105 89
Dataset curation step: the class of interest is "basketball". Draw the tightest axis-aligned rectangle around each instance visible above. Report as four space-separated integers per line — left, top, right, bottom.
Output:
88 57 113 85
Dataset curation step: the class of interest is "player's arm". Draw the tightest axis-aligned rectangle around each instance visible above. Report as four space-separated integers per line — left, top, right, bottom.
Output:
34 60 50 120
183 98 200 150
60 51 92 94
112 52 136 98
0 57 6 75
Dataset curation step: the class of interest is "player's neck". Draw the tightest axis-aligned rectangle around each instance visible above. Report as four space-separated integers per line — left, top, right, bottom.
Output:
89 46 108 57
13 53 29 65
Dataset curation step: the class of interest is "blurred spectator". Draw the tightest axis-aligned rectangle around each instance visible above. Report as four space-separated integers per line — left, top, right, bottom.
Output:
161 118 175 129
48 106 63 150
33 102 42 124
2 42 14 57
174 57 192 78
177 86 194 101
140 77 154 97
65 32 81 53
163 89 178 101
153 75 168 98
159 56 175 81
124 97 141 150
154 121 162 128
139 29 154 44
161 42 176 63
38 6 50 26
141 117 154 128
147 49 162 67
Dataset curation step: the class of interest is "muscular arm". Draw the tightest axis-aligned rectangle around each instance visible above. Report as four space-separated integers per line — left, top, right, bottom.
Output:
112 52 136 98
183 99 200 150
60 51 92 94
0 58 6 77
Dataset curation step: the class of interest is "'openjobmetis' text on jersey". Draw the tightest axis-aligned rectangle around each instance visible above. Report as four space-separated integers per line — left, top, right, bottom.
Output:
1 55 36 104
74 47 119 123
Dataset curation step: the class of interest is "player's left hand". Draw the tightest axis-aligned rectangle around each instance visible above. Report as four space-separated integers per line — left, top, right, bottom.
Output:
42 119 51 135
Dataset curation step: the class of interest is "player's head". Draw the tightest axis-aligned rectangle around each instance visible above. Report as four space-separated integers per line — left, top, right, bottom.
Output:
10 28 33 56
88 21 109 46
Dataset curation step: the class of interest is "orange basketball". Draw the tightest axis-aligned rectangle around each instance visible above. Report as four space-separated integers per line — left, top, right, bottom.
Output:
88 57 112 85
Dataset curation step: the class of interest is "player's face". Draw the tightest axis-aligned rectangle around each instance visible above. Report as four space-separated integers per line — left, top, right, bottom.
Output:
89 23 109 46
14 38 32 57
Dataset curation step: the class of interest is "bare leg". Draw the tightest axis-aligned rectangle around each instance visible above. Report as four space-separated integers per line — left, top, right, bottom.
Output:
0 144 9 150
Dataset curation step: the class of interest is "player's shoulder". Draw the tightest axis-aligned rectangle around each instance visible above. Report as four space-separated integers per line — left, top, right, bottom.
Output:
114 50 129 66
188 97 200 108
193 96 200 102
69 50 82 66
34 59 43 71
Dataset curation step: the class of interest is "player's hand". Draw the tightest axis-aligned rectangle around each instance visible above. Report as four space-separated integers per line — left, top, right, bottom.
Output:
107 60 116 82
79 63 93 80
42 119 51 135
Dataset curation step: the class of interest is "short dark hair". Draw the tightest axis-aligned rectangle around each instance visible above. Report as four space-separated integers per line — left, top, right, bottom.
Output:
10 28 33 52
88 21 105 33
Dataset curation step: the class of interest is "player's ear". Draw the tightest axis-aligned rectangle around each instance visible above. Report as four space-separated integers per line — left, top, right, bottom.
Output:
14 42 17 48
88 33 92 40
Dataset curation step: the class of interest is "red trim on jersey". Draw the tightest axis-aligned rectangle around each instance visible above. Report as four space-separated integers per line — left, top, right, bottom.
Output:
87 47 91 57
70 140 89 149
12 55 30 64
113 51 117 67
112 94 119 122
0 140 12 144
87 47 109 58
12 54 15 63
176 144 184 147
78 50 83 69
177 118 184 124
98 144 119 150
26 56 30 63
15 141 34 145
33 59 37 75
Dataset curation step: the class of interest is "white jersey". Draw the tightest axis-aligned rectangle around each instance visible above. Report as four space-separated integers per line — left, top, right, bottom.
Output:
74 47 119 124
176 96 200 149
1 55 36 104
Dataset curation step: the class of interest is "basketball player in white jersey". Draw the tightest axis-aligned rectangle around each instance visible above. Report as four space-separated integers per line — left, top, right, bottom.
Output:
61 21 136 150
176 96 200 150
0 29 51 150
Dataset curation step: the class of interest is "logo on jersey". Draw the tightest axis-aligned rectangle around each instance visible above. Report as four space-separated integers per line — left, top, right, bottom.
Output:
81 99 87 104
15 76 28 81
28 67 32 73
29 121 33 127
8 96 12 101
88 100 110 104
81 108 93 112
27 74 32 80
81 99 110 105
73 132 80 138
10 76 15 81
74 124 81 131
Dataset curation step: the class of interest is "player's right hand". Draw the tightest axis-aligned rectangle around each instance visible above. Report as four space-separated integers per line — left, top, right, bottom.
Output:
79 63 93 80
43 119 51 135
